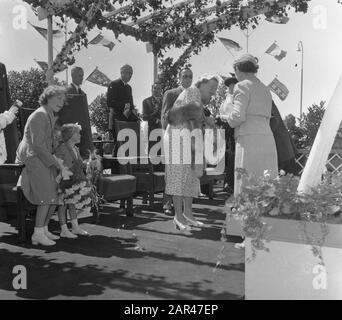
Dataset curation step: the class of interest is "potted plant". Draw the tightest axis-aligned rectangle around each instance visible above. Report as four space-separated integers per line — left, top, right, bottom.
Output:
224 169 342 299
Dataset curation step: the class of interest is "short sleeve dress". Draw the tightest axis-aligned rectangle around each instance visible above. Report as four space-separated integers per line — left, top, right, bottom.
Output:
164 87 203 197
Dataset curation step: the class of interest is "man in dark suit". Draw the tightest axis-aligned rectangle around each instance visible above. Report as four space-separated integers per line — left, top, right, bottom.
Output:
0 62 20 220
161 67 193 215
142 83 163 154
142 83 162 132
107 64 139 130
58 66 94 159
107 64 139 161
0 62 19 163
270 101 299 175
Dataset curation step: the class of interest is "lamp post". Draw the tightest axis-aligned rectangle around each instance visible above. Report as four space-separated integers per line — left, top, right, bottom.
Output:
297 41 304 125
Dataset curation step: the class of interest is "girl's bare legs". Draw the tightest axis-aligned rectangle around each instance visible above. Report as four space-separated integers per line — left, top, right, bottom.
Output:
70 205 89 235
58 205 77 238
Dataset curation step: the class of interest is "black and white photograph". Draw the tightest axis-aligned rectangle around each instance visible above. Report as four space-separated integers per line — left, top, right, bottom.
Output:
0 0 342 303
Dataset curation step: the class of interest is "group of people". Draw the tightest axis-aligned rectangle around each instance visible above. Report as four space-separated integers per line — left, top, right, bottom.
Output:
0 53 299 244
105 56 298 232
0 64 97 246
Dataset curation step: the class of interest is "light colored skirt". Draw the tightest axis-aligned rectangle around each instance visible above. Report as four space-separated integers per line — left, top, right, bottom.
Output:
234 134 278 197
164 124 200 198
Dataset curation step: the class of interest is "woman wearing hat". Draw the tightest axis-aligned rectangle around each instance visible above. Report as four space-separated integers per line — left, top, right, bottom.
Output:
224 54 278 197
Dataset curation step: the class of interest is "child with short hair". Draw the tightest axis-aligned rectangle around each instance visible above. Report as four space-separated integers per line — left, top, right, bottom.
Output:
55 123 91 238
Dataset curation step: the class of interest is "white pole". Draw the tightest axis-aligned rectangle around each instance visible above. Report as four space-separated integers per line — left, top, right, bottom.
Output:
47 15 54 85
297 74 342 193
153 52 158 83
65 16 68 84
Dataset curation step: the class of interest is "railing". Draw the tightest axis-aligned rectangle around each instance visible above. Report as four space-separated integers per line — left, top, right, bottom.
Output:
295 149 342 175
93 142 342 176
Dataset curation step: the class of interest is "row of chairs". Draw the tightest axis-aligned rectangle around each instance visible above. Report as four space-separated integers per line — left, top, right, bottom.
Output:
0 118 225 243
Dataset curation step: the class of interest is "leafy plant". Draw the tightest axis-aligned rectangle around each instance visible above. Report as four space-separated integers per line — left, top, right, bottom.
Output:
225 169 342 264
8 68 65 110
89 93 109 134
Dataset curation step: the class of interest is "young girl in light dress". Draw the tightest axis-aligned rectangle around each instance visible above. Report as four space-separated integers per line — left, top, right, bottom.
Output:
55 123 92 238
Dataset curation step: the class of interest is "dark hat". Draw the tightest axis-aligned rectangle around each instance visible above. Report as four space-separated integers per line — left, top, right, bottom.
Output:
224 75 238 87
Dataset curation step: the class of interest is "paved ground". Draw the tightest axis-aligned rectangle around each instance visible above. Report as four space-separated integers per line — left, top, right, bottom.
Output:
0 189 244 300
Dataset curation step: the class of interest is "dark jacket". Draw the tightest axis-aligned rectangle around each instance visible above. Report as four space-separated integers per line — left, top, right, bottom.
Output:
270 101 298 164
58 86 94 159
107 78 138 127
161 87 183 130
66 83 86 95
0 62 19 163
142 96 162 130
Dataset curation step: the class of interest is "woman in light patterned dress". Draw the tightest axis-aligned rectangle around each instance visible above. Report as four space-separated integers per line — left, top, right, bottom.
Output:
165 75 219 231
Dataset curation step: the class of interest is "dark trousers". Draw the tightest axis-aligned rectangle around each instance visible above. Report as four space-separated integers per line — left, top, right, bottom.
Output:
279 158 300 176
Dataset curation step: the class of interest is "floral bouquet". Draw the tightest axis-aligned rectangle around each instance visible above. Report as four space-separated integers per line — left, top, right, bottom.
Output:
56 157 92 214
85 150 105 213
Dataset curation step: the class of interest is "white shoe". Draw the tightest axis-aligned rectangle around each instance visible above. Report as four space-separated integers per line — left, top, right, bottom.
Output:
173 218 191 231
60 229 78 239
32 232 56 246
234 241 245 249
44 229 60 240
184 215 204 227
72 227 89 236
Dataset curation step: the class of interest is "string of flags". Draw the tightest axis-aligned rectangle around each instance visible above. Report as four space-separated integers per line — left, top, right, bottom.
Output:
34 59 67 73
85 67 111 87
29 22 64 40
265 41 287 61
146 42 154 53
88 33 115 51
218 37 243 52
265 16 290 24
268 77 289 101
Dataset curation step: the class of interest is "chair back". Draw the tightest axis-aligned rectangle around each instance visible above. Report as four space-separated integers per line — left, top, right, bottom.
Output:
114 120 142 158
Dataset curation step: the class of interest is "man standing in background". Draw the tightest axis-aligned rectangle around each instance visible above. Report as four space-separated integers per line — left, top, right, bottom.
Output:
58 66 94 159
107 64 139 159
142 82 163 153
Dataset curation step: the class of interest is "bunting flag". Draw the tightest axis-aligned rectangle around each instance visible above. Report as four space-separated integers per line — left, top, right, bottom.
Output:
265 16 290 24
146 42 153 53
85 67 111 87
34 59 67 73
218 37 243 52
34 60 48 71
29 22 64 39
268 77 289 101
89 33 115 51
265 42 287 61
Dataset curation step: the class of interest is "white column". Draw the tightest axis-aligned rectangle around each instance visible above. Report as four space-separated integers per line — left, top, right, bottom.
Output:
47 15 54 85
297 75 342 193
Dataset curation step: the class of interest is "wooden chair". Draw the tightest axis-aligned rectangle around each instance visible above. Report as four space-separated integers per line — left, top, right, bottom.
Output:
200 167 226 199
92 141 137 220
112 120 165 207
0 107 38 242
0 164 28 242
